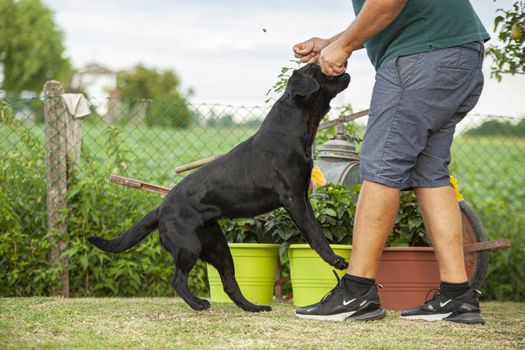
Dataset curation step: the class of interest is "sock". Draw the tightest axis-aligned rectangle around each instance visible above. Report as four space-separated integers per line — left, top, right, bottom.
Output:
342 274 375 296
440 281 470 298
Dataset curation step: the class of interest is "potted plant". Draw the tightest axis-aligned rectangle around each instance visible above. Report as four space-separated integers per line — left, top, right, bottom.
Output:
210 166 474 311
266 183 355 307
263 181 438 310
265 184 439 309
208 168 354 306
376 176 484 311
206 218 279 304
375 190 438 311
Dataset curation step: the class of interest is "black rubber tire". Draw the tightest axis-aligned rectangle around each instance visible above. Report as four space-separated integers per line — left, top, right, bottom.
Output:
459 200 489 289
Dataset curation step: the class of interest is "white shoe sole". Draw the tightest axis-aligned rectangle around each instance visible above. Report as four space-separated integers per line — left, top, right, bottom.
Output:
295 310 356 322
400 313 452 321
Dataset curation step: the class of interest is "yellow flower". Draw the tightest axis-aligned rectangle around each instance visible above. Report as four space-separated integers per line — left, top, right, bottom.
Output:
450 175 464 202
311 166 327 188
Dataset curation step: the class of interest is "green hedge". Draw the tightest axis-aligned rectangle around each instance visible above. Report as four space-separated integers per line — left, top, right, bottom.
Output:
0 111 206 297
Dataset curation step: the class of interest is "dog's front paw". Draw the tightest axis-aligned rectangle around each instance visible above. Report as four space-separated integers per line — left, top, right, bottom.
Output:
245 304 272 312
332 255 349 270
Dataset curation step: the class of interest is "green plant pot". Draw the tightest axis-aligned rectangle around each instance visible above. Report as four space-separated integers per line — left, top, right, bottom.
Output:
207 243 279 304
288 244 352 307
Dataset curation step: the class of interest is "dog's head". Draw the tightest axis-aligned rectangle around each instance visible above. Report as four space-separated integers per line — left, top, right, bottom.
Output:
285 64 350 113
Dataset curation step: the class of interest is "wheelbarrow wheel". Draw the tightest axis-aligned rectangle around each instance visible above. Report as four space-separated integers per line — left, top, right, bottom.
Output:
460 200 489 289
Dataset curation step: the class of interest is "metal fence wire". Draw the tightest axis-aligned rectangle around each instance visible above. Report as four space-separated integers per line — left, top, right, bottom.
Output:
0 89 523 297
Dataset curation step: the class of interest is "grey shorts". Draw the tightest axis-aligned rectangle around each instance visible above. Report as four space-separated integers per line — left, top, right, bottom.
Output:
360 43 485 189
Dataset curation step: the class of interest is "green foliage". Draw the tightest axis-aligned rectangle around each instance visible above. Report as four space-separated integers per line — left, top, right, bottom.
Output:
465 118 525 137
264 60 301 104
0 0 71 97
488 1 525 80
116 64 194 128
0 98 522 300
390 191 429 247
0 110 207 297
221 218 271 244
0 101 57 295
221 183 428 289
222 184 429 248
460 185 525 301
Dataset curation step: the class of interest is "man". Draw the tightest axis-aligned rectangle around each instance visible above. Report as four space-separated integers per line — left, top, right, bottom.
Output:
293 0 489 324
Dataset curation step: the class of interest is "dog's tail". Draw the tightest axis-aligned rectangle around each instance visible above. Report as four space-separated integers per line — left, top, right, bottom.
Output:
88 207 160 253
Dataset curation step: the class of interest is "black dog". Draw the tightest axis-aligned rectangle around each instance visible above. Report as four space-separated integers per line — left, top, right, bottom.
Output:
89 64 350 312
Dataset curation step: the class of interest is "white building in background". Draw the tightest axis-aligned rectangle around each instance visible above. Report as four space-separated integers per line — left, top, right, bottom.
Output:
71 63 118 115
71 63 117 97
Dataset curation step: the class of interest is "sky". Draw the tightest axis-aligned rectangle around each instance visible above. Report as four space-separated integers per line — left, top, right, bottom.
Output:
44 0 524 117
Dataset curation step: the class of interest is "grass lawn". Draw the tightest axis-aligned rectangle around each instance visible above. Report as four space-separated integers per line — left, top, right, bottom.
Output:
0 298 523 349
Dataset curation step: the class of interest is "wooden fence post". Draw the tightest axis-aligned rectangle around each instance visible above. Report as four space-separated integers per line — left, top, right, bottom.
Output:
44 80 70 297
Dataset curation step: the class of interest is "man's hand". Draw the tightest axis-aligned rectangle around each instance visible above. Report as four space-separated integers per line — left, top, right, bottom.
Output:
319 39 351 76
293 37 330 64
293 0 407 76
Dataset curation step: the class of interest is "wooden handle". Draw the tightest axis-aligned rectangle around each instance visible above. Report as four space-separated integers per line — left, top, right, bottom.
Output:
175 154 224 174
463 239 511 253
318 109 369 130
109 174 173 195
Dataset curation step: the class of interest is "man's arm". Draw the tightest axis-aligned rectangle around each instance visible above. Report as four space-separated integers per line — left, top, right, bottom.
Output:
339 0 407 53
320 0 408 76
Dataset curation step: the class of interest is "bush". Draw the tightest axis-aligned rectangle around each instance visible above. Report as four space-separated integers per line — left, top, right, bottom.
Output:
465 118 525 137
0 108 206 297
462 186 525 301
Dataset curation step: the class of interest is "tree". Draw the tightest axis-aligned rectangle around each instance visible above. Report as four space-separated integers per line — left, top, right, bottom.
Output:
0 0 71 98
465 118 525 137
116 64 194 128
488 1 525 80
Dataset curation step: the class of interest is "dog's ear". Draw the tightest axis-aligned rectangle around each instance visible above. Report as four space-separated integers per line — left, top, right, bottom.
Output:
287 70 320 98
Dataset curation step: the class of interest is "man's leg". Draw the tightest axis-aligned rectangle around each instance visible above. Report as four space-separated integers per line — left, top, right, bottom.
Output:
296 49 410 321
414 186 467 283
295 180 397 321
347 181 400 278
400 185 485 324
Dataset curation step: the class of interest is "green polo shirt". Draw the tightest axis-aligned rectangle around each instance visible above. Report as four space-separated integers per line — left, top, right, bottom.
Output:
351 0 490 69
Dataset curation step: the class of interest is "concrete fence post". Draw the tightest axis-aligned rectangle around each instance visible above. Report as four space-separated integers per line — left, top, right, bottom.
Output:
44 80 81 297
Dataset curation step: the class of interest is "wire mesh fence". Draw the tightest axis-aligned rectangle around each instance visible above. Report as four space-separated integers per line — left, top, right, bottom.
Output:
0 90 523 297
3 95 521 209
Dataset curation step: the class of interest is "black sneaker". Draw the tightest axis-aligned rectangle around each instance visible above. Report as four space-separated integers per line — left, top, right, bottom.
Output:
295 272 387 322
400 288 485 324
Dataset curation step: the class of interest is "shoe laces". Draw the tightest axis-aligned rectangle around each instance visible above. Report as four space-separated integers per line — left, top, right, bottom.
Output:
319 271 384 304
320 270 343 304
424 287 482 303
424 288 442 304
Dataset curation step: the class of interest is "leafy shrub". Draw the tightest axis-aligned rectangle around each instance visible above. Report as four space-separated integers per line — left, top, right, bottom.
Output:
465 118 525 137
461 186 525 301
0 107 207 297
223 184 428 247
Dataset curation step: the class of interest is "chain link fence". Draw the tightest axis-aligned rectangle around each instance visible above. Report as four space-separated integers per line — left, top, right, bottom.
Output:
1 88 523 298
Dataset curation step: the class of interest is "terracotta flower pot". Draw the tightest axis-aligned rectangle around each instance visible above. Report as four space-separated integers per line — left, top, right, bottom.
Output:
376 247 440 311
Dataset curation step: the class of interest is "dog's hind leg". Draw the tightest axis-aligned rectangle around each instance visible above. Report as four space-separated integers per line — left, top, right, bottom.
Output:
198 222 271 312
282 195 349 270
171 250 211 311
159 218 211 311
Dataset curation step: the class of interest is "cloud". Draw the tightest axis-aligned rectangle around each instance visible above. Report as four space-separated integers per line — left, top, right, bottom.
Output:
44 0 524 116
